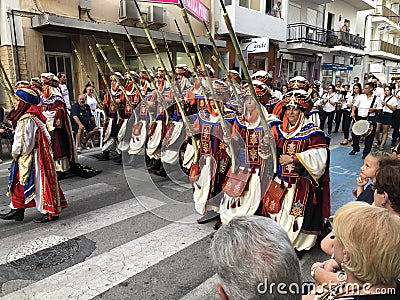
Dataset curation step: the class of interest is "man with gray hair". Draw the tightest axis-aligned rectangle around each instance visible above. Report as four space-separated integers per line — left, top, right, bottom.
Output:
210 215 301 300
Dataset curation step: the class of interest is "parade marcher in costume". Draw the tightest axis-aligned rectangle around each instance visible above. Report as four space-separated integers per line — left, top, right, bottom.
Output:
223 70 243 110
161 64 193 168
185 64 214 115
145 68 170 175
0 86 67 223
39 73 76 178
251 70 281 113
219 92 275 224
249 80 273 118
266 89 330 255
98 72 125 161
128 70 155 167
114 71 140 165
191 80 235 227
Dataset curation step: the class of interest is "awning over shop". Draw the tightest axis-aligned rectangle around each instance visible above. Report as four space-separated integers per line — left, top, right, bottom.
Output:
31 14 226 48
371 72 387 83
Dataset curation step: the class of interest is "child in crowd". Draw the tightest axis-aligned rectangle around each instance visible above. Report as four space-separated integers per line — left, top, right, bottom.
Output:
354 150 390 204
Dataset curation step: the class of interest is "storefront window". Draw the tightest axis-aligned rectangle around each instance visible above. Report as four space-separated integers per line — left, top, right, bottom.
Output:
250 0 260 11
238 0 260 11
280 60 308 84
239 0 249 8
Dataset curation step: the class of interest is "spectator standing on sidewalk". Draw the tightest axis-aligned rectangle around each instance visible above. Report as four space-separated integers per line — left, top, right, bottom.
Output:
58 72 71 111
83 83 100 115
349 82 382 159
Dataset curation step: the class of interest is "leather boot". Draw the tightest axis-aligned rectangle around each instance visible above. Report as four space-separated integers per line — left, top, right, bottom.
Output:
0 209 25 221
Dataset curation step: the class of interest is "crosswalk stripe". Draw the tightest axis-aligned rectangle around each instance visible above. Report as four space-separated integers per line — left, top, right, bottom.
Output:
0 196 165 265
162 183 189 192
63 182 118 202
180 274 219 300
2 215 213 300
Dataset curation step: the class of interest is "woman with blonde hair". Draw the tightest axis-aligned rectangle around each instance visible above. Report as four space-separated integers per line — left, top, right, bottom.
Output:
304 201 400 299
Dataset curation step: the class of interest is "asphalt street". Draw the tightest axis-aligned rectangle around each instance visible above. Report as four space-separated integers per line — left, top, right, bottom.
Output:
0 128 379 299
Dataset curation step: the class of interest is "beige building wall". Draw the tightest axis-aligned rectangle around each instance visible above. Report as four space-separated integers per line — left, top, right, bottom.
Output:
0 0 215 105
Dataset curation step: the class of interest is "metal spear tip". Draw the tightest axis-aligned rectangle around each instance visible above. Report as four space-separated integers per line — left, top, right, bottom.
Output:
133 0 142 14
219 0 228 13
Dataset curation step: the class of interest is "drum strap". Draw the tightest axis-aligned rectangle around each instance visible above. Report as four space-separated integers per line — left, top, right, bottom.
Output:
366 95 376 119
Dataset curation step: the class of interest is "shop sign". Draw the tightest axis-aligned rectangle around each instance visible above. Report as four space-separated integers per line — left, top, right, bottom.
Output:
144 0 210 23
323 64 353 71
389 67 400 74
240 37 270 53
369 63 383 73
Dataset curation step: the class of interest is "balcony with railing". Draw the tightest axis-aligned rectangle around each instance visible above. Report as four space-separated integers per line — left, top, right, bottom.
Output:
287 23 365 51
287 23 327 46
370 39 400 56
375 5 400 24
326 31 365 50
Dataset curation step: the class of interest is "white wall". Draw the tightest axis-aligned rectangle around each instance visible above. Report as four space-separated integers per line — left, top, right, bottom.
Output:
325 1 360 34
288 0 324 28
0 0 23 46
216 0 286 40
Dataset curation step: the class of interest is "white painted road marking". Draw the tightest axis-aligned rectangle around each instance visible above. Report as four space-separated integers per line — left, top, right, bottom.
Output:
2 215 213 300
0 196 165 265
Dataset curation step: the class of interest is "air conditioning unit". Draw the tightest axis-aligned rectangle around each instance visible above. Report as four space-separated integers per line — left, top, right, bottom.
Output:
147 6 166 26
79 0 91 10
119 0 140 20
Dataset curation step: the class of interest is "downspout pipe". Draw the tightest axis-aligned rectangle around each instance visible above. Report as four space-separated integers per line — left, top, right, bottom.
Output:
11 10 21 81
6 11 17 83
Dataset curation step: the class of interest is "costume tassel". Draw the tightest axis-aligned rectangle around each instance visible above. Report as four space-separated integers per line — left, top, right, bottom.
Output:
312 187 317 205
293 220 299 232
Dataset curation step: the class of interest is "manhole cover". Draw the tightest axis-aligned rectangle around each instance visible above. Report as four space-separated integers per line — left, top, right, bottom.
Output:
6 235 80 270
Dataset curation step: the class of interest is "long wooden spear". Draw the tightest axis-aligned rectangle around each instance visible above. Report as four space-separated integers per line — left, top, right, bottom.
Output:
177 2 237 173
218 0 277 173
132 0 199 170
123 26 171 125
87 40 122 122
105 33 142 124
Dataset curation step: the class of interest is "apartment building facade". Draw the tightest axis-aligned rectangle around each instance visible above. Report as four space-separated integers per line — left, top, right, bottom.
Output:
0 0 223 107
360 0 400 84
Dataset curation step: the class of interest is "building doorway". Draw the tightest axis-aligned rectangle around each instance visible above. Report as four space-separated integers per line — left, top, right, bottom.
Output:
45 54 74 101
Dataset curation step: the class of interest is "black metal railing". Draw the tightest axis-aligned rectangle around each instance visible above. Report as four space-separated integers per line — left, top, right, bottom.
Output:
287 23 327 46
287 23 365 50
326 31 365 50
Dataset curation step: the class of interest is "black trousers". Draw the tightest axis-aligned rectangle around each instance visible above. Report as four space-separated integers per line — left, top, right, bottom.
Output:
319 111 335 134
392 109 400 143
352 116 377 156
334 108 343 132
341 110 352 139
